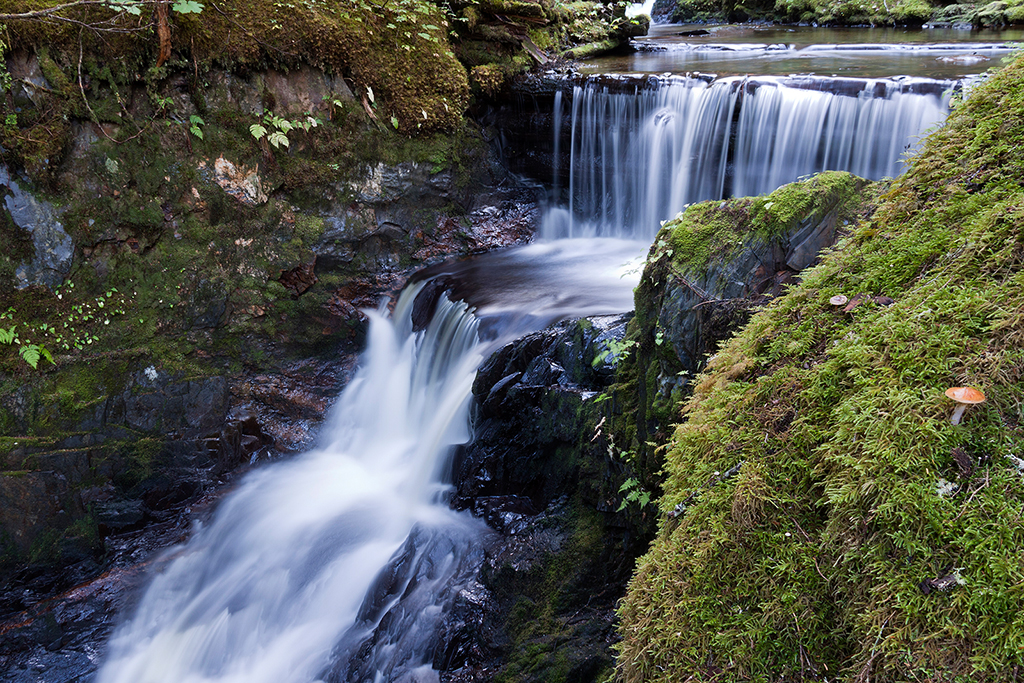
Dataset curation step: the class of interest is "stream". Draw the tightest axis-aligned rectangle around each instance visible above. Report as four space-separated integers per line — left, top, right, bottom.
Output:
1 18 1006 683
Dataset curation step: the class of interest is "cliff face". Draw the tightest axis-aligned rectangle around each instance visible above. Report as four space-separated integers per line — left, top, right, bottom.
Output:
617 56 1024 682
0 0 526 578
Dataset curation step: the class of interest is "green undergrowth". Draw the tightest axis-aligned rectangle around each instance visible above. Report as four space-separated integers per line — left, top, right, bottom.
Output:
0 61 491 376
617 55 1024 682
665 0 1023 26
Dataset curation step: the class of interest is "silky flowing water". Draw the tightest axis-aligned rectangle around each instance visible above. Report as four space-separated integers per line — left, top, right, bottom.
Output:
96 248 644 683
98 19 989 683
541 73 953 239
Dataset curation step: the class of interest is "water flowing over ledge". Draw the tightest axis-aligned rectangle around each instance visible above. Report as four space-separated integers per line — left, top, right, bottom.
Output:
95 239 644 683
96 286 487 683
539 73 953 240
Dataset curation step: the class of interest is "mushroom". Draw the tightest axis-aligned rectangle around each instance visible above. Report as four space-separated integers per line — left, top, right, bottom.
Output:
944 387 986 425
829 294 848 307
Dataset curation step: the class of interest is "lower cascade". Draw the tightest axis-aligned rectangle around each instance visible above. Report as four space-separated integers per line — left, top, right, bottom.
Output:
542 74 953 240
97 285 486 683
96 243 643 683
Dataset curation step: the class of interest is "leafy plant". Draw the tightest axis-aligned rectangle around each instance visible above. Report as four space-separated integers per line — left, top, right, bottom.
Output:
617 477 652 511
592 338 638 368
250 112 322 149
0 324 55 369
172 0 204 13
188 114 205 140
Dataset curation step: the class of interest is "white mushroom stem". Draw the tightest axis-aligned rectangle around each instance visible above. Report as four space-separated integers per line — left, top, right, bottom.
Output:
950 403 968 425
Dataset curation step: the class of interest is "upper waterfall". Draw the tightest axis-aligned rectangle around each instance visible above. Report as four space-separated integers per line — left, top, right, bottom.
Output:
541 74 952 240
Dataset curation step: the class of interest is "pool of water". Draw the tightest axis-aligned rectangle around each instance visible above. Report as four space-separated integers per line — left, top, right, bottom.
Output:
581 24 1024 78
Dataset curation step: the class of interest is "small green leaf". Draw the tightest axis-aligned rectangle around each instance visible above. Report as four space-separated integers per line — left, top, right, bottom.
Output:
19 345 40 369
249 123 268 140
172 0 204 13
268 131 290 148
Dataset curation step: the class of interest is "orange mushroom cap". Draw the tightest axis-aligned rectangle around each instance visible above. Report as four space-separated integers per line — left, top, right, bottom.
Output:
944 387 986 405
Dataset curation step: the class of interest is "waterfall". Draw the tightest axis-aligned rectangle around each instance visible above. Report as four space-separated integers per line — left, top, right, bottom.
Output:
626 0 657 18
97 285 487 683
543 75 952 240
97 239 645 682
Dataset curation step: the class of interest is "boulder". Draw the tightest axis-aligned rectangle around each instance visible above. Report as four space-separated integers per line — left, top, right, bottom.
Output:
1 164 74 291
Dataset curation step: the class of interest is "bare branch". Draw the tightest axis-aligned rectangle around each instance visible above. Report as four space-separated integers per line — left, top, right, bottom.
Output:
0 0 122 22
0 0 169 33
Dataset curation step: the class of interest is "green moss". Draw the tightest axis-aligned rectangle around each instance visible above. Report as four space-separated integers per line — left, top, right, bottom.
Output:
564 39 619 60
1 0 469 141
493 502 619 683
617 55 1024 683
772 0 946 24
1006 3 1024 20
659 171 868 279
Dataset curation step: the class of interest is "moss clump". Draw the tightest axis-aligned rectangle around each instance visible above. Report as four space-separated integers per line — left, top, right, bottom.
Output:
617 55 1024 682
603 172 873 492
658 171 867 279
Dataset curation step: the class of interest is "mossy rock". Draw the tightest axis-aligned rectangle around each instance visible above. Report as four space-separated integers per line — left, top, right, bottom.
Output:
564 38 620 60
976 0 1010 23
617 53 1024 683
1006 3 1024 20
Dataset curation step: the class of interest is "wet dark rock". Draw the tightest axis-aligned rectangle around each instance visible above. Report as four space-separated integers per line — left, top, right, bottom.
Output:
433 581 500 675
232 356 354 452
457 314 630 508
471 496 538 535
325 523 487 683
0 489 232 683
411 277 455 332
0 366 273 586
1 164 74 291
442 314 649 683
0 472 82 556
439 497 636 683
278 260 317 296
93 500 145 535
202 414 275 475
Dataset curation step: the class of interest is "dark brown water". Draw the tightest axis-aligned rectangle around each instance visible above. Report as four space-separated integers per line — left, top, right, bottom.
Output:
582 24 1024 79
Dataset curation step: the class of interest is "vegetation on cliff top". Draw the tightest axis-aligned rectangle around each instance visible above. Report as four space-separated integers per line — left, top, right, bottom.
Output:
663 0 1024 27
1 0 470 136
618 54 1024 681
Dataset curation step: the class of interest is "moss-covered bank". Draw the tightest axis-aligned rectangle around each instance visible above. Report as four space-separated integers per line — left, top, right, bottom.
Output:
617 54 1024 681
